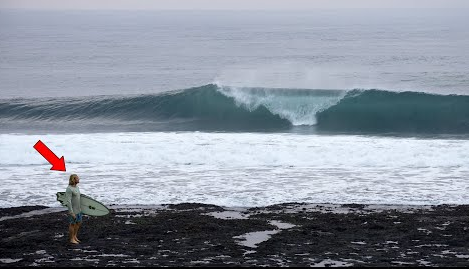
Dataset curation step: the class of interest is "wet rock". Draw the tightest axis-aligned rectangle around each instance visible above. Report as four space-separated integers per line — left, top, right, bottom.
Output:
1 203 469 266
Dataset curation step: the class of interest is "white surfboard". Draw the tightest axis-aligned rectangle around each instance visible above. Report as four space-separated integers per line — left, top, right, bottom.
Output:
56 192 110 216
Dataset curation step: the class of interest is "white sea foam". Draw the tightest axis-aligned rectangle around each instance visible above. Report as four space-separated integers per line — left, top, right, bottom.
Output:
0 132 469 207
216 85 345 125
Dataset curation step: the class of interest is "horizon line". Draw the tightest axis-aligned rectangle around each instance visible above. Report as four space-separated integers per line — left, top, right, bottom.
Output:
1 7 468 11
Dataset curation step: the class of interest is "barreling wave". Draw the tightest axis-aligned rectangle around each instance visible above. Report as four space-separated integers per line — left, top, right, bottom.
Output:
1 84 469 134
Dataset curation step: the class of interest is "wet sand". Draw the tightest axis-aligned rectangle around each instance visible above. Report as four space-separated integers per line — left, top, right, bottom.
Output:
1 203 469 266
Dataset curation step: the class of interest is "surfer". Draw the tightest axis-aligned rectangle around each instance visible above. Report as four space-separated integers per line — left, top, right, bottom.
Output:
65 174 82 244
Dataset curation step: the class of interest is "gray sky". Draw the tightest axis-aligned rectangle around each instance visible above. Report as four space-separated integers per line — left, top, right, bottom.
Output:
1 0 469 10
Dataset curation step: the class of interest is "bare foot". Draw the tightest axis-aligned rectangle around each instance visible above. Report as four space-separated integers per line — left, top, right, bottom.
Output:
70 240 79 244
75 238 81 243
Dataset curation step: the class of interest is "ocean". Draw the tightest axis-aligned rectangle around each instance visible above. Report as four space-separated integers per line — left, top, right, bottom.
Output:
1 9 468 207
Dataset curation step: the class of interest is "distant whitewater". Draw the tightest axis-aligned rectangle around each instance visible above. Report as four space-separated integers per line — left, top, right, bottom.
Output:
1 84 469 134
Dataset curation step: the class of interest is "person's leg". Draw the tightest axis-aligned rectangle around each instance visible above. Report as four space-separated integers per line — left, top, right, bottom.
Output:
74 213 82 242
75 221 81 242
69 224 78 244
69 224 74 242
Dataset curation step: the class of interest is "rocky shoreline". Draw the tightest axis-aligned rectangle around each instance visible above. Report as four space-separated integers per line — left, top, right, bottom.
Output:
2 203 469 266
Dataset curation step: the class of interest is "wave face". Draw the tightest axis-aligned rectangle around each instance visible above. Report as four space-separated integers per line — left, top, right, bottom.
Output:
316 90 469 134
0 84 291 132
1 84 469 134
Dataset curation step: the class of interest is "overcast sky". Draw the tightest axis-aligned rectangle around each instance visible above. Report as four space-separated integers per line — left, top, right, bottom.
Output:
1 0 468 10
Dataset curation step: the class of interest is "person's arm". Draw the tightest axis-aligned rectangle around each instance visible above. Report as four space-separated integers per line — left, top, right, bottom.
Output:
65 187 76 218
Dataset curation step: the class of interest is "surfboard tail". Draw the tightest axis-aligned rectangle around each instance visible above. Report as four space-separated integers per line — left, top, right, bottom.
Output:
56 192 67 207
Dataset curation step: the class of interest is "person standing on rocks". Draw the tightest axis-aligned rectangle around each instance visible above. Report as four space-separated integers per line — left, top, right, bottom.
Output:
65 174 82 244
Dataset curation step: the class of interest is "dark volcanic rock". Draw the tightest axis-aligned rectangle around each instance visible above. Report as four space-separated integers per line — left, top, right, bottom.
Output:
1 204 469 266
0 206 48 218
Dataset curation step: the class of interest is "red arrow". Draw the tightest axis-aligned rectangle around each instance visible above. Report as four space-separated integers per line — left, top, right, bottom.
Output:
33 140 66 172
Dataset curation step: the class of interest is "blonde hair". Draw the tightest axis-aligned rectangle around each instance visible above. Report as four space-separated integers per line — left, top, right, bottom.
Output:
69 174 79 186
